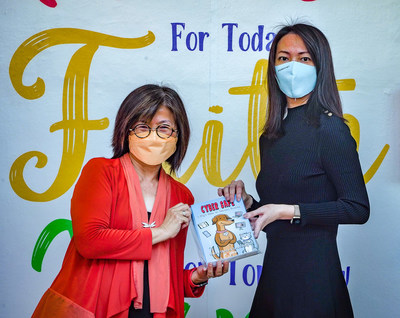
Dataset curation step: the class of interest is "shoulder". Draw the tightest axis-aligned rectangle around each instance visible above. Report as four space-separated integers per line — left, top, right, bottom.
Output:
319 111 351 138
81 157 122 177
259 132 270 148
318 111 357 151
73 157 122 195
84 157 120 169
168 176 194 205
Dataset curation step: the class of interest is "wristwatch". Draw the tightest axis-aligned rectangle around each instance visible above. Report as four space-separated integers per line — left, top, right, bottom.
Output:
290 205 301 224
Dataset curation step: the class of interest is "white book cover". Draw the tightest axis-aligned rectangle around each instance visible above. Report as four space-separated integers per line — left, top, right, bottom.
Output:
190 196 260 264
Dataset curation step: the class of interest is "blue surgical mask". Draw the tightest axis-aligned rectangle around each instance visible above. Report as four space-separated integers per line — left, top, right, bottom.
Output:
275 61 317 98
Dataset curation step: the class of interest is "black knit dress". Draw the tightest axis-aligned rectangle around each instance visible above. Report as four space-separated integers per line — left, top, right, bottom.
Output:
249 104 369 318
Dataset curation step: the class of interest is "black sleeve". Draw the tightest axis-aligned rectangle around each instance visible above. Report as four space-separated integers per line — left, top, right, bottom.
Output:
299 117 370 225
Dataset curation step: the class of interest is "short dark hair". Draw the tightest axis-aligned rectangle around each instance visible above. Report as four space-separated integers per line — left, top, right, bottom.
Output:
265 23 344 139
112 84 190 173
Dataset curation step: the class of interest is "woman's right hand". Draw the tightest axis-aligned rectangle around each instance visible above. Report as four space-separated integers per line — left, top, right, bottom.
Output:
151 203 191 245
217 180 253 210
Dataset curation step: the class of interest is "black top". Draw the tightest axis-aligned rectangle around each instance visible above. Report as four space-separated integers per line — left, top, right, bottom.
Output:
129 212 153 318
249 104 369 318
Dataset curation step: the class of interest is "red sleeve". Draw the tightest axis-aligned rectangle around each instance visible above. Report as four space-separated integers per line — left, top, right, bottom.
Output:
70 158 152 260
183 268 205 298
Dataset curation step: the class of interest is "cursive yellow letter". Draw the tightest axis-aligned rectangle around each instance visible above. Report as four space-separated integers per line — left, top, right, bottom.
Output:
9 28 155 201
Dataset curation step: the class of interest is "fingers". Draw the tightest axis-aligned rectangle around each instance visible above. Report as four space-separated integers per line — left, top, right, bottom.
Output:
244 209 260 219
206 262 214 278
218 261 229 276
205 260 229 278
217 180 246 203
235 184 243 202
191 261 230 287
253 221 262 239
248 217 257 230
161 204 191 239
222 261 229 274
211 261 223 277
181 211 191 229
175 205 191 228
244 207 264 239
170 203 191 220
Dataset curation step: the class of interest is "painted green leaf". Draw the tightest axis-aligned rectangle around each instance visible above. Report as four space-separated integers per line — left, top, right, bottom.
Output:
216 308 234 318
184 302 190 316
31 218 73 272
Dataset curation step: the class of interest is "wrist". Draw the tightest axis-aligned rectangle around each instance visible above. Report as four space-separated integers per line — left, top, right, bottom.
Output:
191 270 208 286
274 204 290 219
277 204 295 219
151 227 169 244
193 280 208 287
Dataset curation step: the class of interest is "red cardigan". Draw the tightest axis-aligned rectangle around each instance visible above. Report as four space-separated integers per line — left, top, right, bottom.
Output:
32 158 204 318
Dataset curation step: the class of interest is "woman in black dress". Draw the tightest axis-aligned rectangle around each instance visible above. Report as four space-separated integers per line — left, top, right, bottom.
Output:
218 23 369 318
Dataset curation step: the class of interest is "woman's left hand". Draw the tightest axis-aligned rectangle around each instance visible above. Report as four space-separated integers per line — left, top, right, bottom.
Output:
244 204 295 238
191 260 229 286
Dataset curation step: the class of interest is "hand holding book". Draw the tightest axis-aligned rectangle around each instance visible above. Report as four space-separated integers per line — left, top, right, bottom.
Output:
151 203 191 244
190 196 260 264
190 260 229 286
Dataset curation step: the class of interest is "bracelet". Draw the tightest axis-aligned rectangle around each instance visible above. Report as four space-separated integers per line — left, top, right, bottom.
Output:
194 280 208 287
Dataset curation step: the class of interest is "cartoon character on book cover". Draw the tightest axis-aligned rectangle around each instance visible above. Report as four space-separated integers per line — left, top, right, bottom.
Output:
211 214 238 259
191 197 259 263
238 232 257 253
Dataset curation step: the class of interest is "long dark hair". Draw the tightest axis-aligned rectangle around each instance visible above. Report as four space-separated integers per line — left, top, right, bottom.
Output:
265 23 344 139
112 84 190 174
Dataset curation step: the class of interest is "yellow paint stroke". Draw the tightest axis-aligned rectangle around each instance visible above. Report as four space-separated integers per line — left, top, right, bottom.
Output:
363 144 390 183
172 60 388 186
337 79 356 91
344 114 390 183
209 105 223 114
344 114 360 152
9 28 155 202
172 59 268 185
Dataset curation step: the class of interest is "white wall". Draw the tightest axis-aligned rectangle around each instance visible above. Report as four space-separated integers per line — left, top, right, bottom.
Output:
1 0 399 317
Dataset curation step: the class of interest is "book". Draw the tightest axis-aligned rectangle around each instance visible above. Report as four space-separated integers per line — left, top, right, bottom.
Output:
190 196 260 264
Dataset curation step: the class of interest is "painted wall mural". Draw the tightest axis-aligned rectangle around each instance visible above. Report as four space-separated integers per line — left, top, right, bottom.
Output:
9 28 155 202
1 1 399 317
9 29 389 275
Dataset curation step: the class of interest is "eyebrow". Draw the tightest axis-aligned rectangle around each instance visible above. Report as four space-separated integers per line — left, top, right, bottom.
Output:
277 50 310 55
156 119 173 125
138 119 172 125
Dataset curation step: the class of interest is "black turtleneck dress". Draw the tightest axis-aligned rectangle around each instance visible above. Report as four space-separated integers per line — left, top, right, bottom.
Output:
249 105 370 318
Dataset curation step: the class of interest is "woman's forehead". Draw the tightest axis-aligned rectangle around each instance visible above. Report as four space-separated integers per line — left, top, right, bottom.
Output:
137 105 175 124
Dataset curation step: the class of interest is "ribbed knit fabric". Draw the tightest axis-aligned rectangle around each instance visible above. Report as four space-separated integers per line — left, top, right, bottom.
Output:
249 104 369 318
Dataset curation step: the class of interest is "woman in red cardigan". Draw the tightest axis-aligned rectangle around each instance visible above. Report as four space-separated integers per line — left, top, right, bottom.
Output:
32 84 228 318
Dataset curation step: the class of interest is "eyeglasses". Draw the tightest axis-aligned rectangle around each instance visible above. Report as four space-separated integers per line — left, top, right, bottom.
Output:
129 124 178 139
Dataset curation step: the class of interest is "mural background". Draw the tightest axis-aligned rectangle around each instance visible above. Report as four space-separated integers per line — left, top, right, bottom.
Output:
1 0 399 317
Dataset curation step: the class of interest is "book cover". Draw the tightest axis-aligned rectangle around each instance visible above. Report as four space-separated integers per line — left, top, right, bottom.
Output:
190 196 260 264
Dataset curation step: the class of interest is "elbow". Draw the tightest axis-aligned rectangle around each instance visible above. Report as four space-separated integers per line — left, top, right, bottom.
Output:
73 236 96 259
353 203 370 225
73 231 103 259
358 208 370 224
341 199 370 225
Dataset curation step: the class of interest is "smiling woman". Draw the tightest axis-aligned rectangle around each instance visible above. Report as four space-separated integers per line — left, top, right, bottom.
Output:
31 84 229 318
